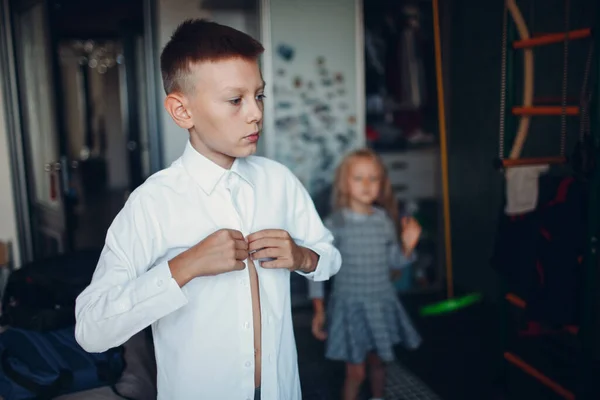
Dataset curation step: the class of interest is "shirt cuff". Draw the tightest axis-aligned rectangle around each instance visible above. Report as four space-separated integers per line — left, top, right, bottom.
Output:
133 261 188 313
295 244 340 281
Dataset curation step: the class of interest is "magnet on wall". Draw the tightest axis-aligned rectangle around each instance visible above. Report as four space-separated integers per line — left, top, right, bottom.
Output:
275 116 298 130
321 78 332 86
336 133 349 146
317 56 325 66
334 73 344 83
339 102 348 110
314 104 331 113
276 101 293 110
348 116 356 125
299 114 310 126
337 88 346 95
326 92 335 99
294 77 303 88
277 68 286 76
277 44 295 61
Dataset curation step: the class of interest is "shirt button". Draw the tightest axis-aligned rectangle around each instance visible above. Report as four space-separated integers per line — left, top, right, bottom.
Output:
245 361 252 368
243 322 250 329
156 279 163 287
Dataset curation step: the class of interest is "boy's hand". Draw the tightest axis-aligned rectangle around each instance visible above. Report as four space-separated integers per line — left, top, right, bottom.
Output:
401 216 422 257
311 311 327 341
247 229 319 273
169 229 248 286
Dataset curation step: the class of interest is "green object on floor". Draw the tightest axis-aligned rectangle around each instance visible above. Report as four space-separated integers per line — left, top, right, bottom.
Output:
419 292 482 316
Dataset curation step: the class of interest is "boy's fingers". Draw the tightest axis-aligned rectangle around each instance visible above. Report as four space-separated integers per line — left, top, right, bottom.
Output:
224 229 245 240
247 229 288 242
235 239 249 250
248 238 281 252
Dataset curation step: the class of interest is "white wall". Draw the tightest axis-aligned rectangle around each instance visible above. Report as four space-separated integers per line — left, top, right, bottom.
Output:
0 70 21 267
263 0 362 196
157 0 260 166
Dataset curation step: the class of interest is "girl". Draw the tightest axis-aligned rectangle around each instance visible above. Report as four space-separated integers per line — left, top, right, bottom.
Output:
309 148 422 400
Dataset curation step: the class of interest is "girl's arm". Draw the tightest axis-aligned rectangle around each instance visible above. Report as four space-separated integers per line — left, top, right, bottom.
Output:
388 216 420 270
308 280 327 340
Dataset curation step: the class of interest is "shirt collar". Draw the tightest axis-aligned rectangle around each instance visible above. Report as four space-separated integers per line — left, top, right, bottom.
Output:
181 140 254 195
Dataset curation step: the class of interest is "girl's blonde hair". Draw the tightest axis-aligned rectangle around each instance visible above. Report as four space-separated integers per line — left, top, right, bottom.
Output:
331 148 401 241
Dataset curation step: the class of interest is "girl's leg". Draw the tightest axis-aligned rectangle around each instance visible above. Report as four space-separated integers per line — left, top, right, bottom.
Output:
367 352 386 399
343 362 366 400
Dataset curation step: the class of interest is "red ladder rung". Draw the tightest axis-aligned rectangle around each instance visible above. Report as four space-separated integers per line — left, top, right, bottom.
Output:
512 106 579 116
514 28 592 49
501 157 566 168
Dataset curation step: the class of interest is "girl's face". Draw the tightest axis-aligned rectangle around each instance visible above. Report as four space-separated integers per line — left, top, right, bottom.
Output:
347 157 382 208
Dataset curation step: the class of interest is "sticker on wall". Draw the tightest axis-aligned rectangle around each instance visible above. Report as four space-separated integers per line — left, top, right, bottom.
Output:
294 77 303 88
271 46 360 197
276 101 293 110
277 44 295 61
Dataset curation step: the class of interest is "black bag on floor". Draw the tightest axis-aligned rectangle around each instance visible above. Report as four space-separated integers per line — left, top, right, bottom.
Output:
0 326 129 400
0 249 101 331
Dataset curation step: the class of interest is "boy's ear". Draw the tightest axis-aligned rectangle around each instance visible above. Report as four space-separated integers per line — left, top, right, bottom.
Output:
164 93 193 130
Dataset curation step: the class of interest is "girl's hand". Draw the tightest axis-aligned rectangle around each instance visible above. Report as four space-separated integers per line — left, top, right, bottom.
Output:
401 216 422 256
311 311 328 341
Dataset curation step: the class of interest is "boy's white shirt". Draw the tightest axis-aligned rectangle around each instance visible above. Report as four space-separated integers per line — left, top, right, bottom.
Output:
75 140 342 400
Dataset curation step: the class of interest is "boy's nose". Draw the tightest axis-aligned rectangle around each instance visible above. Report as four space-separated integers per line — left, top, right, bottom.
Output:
247 100 263 125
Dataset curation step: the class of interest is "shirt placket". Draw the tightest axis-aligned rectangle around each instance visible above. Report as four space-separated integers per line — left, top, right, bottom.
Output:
224 172 256 397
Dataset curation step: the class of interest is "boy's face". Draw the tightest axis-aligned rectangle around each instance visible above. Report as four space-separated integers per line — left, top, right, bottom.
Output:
166 57 265 168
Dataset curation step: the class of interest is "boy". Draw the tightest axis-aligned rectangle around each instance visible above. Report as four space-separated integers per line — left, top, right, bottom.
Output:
75 19 341 400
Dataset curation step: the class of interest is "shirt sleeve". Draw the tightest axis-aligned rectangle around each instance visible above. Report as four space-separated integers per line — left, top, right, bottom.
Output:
306 215 336 298
385 215 417 270
284 174 342 282
75 194 188 353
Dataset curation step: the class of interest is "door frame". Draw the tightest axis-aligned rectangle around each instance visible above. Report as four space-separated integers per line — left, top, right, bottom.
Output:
0 0 35 262
0 0 164 263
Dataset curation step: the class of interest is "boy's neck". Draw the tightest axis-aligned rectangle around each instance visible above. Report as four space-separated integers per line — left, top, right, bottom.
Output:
189 134 235 170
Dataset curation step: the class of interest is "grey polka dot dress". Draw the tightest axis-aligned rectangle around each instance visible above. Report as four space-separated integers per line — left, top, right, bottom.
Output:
308 207 422 364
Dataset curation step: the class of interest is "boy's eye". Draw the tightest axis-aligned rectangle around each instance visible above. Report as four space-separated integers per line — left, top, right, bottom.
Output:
229 98 242 106
256 94 266 101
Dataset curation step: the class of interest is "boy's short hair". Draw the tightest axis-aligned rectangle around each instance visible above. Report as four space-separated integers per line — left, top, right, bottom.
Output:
160 19 265 95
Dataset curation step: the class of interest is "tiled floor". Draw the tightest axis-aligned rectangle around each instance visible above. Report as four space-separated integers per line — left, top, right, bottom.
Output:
293 309 443 400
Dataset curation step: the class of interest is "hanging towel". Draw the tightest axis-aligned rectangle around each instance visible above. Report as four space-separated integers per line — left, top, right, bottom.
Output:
505 165 550 215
